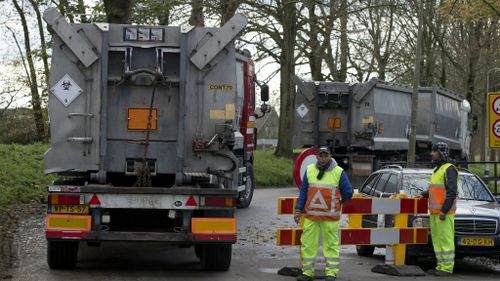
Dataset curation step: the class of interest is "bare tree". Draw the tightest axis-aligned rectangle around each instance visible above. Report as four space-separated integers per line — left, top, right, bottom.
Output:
12 0 45 141
103 0 132 23
189 0 204 26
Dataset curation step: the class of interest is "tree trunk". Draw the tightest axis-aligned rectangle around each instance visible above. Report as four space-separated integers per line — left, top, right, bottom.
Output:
275 0 297 158
189 0 205 26
28 0 50 98
103 0 132 23
220 0 240 26
12 0 45 141
337 0 348 82
306 2 322 81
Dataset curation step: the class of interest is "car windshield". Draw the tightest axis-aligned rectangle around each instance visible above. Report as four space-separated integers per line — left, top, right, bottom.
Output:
402 174 494 202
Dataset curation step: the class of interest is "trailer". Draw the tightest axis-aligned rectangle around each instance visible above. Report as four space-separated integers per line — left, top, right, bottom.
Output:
42 8 269 271
292 76 471 186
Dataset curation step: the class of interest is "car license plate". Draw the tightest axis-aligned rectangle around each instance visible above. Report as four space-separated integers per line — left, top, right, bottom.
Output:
460 238 495 247
51 205 89 214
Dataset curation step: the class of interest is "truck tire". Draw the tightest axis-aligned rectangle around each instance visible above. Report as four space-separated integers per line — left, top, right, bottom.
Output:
237 164 254 208
200 244 232 271
356 245 375 257
47 240 79 269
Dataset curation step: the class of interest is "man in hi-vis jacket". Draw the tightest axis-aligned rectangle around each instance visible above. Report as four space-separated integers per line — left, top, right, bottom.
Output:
419 142 458 276
294 146 353 281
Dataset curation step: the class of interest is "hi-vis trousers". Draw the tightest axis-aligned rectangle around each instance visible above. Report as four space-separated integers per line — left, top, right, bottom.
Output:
300 218 340 277
430 213 455 273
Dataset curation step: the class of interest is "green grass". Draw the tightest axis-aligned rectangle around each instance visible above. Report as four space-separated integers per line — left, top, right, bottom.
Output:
0 143 54 210
253 149 294 186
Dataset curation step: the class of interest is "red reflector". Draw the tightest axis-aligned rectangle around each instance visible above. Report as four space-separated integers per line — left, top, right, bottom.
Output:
194 234 236 242
203 196 235 208
88 194 101 206
48 194 82 205
186 195 197 207
46 231 89 239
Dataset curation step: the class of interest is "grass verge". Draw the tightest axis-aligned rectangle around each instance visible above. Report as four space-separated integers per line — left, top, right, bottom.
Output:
0 143 54 210
253 149 294 186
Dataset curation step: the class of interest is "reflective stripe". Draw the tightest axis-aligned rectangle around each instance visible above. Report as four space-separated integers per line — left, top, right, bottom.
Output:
429 184 445 189
302 264 314 270
437 258 455 263
302 258 315 262
436 250 454 256
305 210 340 217
309 185 335 190
325 257 340 262
326 264 339 269
311 183 336 189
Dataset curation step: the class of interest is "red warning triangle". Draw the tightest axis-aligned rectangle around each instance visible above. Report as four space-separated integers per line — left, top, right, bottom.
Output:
185 195 197 206
89 194 101 206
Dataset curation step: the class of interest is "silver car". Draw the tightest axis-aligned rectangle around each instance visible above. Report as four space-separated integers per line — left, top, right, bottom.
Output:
356 166 500 263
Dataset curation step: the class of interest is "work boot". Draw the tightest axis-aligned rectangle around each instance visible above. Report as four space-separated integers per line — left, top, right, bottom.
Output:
427 269 452 277
296 275 313 281
325 276 337 281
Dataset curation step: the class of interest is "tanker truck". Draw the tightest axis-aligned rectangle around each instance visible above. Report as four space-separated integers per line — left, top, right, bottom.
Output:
292 76 471 187
42 8 269 271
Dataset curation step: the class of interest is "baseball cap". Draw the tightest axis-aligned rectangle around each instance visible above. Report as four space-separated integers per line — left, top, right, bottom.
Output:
317 146 331 155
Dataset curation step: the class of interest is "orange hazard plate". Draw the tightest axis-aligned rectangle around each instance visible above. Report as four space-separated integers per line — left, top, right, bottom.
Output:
191 218 236 234
46 214 91 231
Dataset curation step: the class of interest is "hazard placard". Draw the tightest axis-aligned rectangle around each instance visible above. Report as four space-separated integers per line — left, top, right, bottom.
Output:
489 93 500 148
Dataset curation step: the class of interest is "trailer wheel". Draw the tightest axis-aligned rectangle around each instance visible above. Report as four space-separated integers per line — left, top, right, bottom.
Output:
356 245 375 257
47 240 79 269
200 244 232 271
237 164 254 208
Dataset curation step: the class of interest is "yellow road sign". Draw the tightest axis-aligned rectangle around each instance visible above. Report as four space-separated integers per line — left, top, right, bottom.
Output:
489 92 500 148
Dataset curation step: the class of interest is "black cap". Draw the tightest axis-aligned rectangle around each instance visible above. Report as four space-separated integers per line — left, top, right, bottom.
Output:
317 146 331 155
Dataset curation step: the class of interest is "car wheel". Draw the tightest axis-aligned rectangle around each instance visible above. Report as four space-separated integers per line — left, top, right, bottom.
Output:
356 245 375 257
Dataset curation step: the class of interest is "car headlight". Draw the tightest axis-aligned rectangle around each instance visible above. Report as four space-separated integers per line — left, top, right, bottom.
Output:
412 217 430 228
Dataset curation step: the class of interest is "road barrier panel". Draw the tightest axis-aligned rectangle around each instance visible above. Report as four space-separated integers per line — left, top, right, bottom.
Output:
276 193 429 276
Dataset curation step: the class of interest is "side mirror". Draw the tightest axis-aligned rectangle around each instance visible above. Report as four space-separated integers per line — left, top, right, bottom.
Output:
260 84 269 102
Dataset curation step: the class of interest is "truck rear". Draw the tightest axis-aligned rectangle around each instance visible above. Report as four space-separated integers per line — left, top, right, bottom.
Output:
42 8 268 270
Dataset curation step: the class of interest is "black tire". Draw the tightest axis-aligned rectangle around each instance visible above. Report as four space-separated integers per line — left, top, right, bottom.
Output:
200 244 232 271
47 240 79 269
237 164 254 208
356 245 375 257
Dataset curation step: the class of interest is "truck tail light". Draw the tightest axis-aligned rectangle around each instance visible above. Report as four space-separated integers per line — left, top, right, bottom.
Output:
48 194 83 205
201 196 235 208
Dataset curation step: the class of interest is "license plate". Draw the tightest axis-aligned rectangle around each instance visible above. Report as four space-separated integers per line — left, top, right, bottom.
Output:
460 237 495 247
51 205 89 214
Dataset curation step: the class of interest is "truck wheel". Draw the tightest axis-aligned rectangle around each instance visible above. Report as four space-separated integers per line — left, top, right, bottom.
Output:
356 245 375 257
200 244 232 271
237 164 254 208
47 240 79 269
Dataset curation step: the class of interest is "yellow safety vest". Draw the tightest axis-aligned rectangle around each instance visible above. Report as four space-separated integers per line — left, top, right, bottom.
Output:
304 163 343 221
429 163 457 214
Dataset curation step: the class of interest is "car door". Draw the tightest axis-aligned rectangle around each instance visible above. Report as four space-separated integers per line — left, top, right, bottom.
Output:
359 172 384 228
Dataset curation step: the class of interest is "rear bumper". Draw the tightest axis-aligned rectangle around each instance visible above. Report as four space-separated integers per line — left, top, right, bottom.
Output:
46 231 237 244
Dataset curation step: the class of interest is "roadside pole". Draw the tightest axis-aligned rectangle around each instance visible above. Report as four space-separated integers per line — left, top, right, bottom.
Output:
407 0 424 168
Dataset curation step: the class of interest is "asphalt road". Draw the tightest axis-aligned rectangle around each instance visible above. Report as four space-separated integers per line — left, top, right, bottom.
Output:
7 187 500 280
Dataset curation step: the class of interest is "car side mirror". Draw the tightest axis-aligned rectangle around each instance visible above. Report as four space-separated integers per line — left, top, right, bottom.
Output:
260 84 269 102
